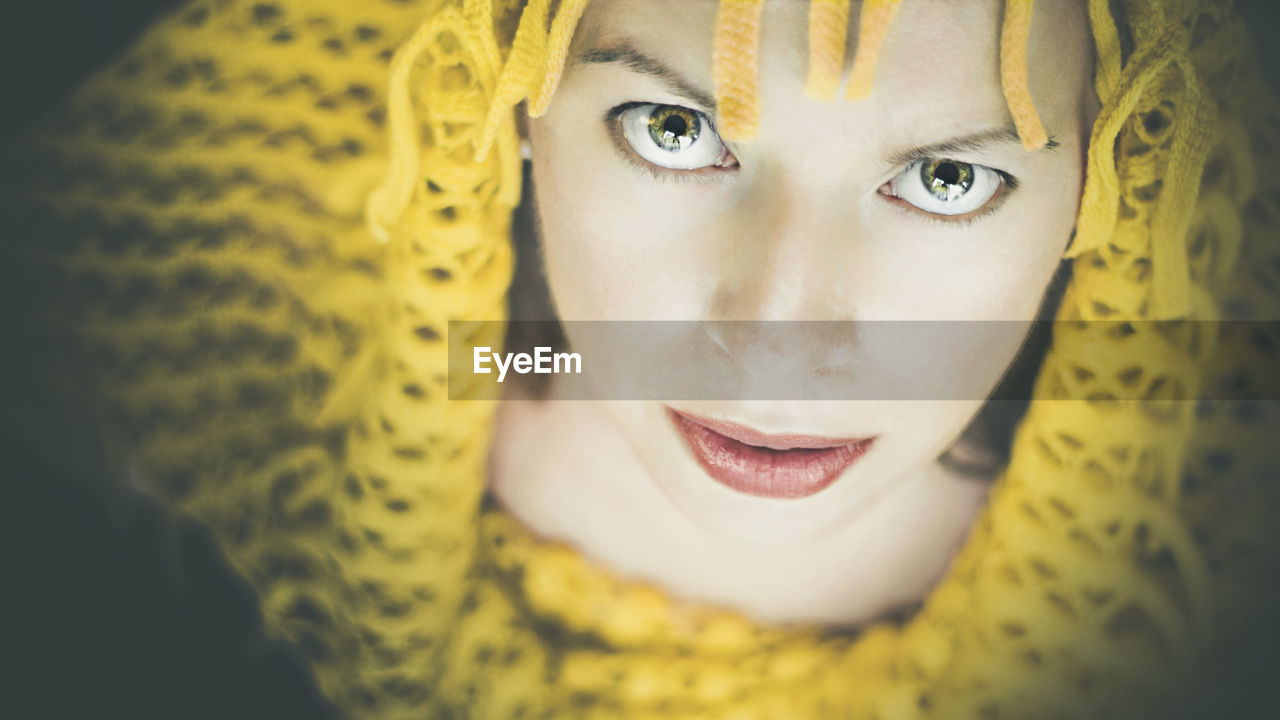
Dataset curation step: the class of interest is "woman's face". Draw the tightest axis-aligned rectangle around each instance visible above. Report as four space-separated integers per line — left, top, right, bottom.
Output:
526 0 1094 541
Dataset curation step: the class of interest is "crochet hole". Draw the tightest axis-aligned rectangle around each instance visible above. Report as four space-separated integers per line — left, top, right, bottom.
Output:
1047 496 1075 520
1106 445 1131 463
1131 257 1152 283
1132 180 1163 204
1248 330 1277 356
440 63 472 92
1142 377 1182 402
1106 323 1136 339
344 475 364 500
1204 449 1233 472
1046 592 1077 618
1137 103 1176 145
1035 437 1063 466
393 445 425 460
1102 604 1166 655
998 621 1026 638
1028 557 1057 580
1201 153 1226 188
1083 587 1114 608
1117 198 1137 220
1056 432 1084 450
1070 531 1105 561
251 3 283 25
435 31 461 55
1191 13 1220 48
1116 367 1144 387
1188 227 1211 262
1081 459 1112 483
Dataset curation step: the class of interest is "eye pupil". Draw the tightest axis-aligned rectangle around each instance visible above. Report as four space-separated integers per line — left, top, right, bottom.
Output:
648 106 701 152
922 159 974 201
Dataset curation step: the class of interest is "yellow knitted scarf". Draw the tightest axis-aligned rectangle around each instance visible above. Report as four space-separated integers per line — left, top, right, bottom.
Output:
3 0 1278 718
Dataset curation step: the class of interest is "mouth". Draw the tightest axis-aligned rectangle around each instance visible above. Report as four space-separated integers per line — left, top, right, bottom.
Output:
667 409 876 499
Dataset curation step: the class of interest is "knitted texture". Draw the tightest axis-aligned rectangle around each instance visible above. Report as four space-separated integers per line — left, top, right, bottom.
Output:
844 0 901 101
2 1 1278 718
712 0 766 142
1000 0 1050 149
804 0 852 100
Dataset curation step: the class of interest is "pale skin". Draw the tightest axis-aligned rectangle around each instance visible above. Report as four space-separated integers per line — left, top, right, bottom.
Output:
490 0 1097 625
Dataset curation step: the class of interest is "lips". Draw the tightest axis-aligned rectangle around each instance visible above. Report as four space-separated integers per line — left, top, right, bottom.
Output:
667 409 875 499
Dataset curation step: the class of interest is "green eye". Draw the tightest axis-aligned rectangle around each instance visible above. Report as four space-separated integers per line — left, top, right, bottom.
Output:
887 158 1004 217
647 106 701 152
617 103 730 171
922 160 975 202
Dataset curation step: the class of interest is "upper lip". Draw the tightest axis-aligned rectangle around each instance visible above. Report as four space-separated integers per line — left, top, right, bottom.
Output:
669 409 873 450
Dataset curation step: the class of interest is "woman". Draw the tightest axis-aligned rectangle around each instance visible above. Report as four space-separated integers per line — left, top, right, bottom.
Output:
2 0 1277 718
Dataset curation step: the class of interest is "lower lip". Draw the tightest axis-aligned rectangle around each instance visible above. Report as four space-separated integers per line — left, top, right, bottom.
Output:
667 410 875 499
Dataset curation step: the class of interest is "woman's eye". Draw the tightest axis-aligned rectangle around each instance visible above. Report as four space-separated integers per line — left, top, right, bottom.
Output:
617 103 733 171
886 159 1006 217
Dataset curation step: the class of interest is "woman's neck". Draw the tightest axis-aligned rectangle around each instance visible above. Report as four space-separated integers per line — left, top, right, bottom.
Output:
486 383 992 627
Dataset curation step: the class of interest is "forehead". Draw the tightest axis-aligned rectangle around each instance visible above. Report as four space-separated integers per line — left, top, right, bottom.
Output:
570 0 1090 139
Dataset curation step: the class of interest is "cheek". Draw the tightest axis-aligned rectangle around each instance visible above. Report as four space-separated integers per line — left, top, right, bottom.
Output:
530 125 729 320
871 163 1080 322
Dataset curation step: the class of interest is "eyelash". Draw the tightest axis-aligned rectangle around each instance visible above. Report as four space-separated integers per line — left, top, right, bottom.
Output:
602 102 1022 223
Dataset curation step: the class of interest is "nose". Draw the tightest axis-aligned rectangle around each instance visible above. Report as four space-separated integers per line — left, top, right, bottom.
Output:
705 176 862 387
709 171 857 324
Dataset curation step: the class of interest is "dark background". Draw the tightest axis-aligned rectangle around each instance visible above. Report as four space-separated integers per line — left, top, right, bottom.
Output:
3 2 1279 719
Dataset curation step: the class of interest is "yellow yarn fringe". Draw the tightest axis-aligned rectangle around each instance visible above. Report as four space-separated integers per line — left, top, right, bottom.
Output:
370 0 1054 232
713 0 766 142
1068 13 1217 319
804 0 851 101
530 0 591 116
366 0 1223 319
844 0 902 101
1001 0 1050 149
365 13 451 243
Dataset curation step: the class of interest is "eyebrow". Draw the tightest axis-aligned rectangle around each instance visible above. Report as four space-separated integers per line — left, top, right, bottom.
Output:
575 41 1060 161
575 41 718 112
884 127 1059 166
